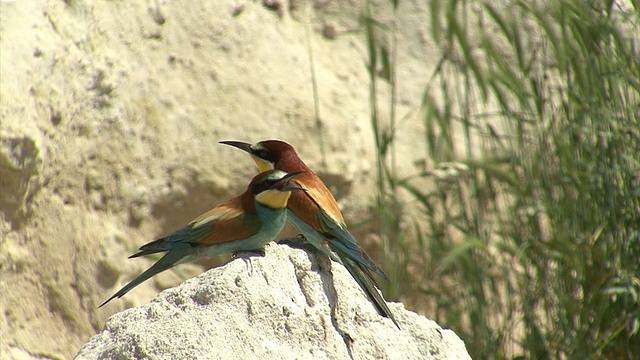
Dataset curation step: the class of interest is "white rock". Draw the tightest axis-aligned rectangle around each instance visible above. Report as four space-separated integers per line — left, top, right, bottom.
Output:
75 243 471 360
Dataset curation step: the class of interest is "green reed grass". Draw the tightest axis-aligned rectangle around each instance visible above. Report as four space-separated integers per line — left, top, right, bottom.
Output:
365 0 639 358
364 0 409 298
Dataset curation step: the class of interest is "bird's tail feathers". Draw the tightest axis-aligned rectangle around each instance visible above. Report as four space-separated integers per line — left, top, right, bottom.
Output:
128 232 197 258
335 250 401 329
327 234 389 281
99 250 186 308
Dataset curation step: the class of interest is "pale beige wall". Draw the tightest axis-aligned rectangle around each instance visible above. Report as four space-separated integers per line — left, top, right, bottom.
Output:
0 0 439 358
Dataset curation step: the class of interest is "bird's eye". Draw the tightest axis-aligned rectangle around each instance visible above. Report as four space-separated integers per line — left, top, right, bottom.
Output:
254 178 280 194
256 149 271 160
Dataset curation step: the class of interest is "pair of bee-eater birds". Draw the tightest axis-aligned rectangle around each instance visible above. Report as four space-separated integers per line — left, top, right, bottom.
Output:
100 140 400 329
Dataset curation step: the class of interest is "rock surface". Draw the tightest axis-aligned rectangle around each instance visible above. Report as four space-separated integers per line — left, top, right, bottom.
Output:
75 243 470 360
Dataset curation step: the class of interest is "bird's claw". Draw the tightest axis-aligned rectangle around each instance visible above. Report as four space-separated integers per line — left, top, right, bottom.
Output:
232 249 266 276
277 234 313 249
231 249 266 258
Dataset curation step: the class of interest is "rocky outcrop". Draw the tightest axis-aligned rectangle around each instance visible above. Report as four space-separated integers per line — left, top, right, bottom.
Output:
76 243 470 360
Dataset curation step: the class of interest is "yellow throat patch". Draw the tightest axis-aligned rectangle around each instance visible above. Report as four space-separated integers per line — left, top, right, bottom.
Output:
251 155 274 172
255 189 292 209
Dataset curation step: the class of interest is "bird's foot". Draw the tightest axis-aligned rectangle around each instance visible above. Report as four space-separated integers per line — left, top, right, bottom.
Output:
231 248 266 258
232 248 266 276
278 234 313 250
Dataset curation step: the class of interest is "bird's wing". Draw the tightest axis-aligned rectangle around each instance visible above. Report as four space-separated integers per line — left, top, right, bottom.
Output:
292 178 389 280
190 197 261 245
296 177 346 226
318 208 389 280
131 197 260 257
293 176 364 249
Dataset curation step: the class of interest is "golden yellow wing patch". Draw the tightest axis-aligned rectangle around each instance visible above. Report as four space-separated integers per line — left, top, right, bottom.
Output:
190 197 260 245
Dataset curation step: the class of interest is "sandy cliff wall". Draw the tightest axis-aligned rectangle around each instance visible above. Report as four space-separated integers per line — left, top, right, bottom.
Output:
0 0 440 358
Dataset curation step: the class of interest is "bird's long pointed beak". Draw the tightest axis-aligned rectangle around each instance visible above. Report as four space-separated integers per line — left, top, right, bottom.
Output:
219 140 253 154
275 171 305 191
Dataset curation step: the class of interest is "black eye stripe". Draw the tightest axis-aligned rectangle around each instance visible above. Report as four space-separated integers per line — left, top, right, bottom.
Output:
254 148 277 163
253 178 278 194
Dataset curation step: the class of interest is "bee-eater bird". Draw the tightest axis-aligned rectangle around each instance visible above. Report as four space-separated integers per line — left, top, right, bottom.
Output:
99 169 304 308
220 140 400 329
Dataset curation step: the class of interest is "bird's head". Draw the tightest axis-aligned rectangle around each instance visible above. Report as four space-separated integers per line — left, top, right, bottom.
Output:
248 169 304 209
220 140 298 172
